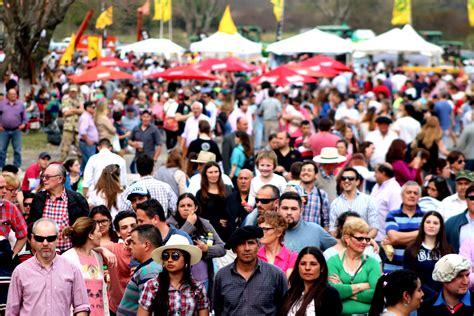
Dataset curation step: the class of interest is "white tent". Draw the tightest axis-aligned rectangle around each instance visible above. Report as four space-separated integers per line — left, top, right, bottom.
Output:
354 25 443 56
118 38 185 54
266 28 354 55
190 32 262 55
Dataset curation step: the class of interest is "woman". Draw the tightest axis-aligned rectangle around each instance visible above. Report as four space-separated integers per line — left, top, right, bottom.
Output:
257 212 297 278
279 247 342 316
64 158 83 194
155 148 187 196
432 158 451 180
358 141 375 167
386 139 421 186
87 164 123 220
344 126 358 155
94 101 116 142
418 176 451 212
138 235 208 316
89 205 119 246
63 217 110 316
327 217 381 315
229 130 253 180
196 162 232 241
403 211 452 299
369 269 423 316
1 171 22 210
167 193 225 291
359 108 377 142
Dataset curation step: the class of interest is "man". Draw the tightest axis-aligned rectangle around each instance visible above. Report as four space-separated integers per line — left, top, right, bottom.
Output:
228 98 253 135
365 116 398 167
294 120 313 159
78 101 99 172
202 90 218 130
438 171 472 221
418 254 473 315
334 94 360 125
330 167 379 238
295 161 330 229
82 138 128 196
222 117 249 174
242 184 280 226
314 147 346 203
117 224 162 316
258 88 282 147
125 183 151 211
0 88 27 168
181 101 210 151
122 107 140 132
213 226 287 315
384 181 424 272
187 120 222 162
370 163 403 241
446 183 474 253
278 191 336 253
225 169 253 232
274 131 302 175
119 155 177 216
391 103 421 144
59 84 84 161
6 218 89 315
186 151 233 195
434 92 454 145
28 164 89 252
20 151 50 192
309 118 340 156
135 199 191 244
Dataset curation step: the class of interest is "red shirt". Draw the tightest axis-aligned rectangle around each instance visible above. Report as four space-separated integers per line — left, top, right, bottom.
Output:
0 200 27 239
373 85 391 98
21 162 41 191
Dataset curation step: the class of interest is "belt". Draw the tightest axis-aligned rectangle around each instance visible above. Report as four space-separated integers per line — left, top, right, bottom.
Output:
3 127 18 131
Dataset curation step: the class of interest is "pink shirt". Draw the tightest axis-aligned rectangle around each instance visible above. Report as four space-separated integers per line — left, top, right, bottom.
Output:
6 254 90 315
257 244 297 273
78 253 105 316
309 132 340 156
105 242 132 313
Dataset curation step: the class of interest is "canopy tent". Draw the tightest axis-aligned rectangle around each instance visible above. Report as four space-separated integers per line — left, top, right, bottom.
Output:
195 57 258 72
147 65 219 81
86 56 134 68
266 28 354 55
247 66 316 86
69 66 133 83
118 38 185 54
190 32 262 55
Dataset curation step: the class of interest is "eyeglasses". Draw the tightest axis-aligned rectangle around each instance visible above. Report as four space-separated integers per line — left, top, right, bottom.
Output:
96 219 110 225
33 234 58 243
6 187 17 194
350 235 371 243
41 174 62 181
341 176 356 182
162 250 182 262
255 197 277 204
259 226 275 233
467 196 474 201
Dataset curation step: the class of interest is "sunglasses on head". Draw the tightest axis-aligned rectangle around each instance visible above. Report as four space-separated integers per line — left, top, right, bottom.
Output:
255 197 276 204
467 196 474 201
33 234 58 243
162 250 182 262
341 176 356 182
350 235 371 243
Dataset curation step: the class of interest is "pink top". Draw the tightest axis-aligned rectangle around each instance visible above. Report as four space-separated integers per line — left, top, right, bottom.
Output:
6 254 90 315
459 236 474 288
309 132 340 156
257 244 297 273
105 242 132 312
78 253 105 316
392 160 418 185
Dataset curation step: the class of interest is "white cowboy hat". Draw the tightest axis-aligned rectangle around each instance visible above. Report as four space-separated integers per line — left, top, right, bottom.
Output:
313 147 347 164
190 151 216 163
151 234 202 266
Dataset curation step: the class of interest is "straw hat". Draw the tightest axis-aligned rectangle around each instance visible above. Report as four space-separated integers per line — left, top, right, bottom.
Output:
313 147 347 164
151 234 202 266
190 151 216 163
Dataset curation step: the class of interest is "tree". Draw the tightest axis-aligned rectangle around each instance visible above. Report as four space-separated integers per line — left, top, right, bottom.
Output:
0 0 76 82
177 0 225 36
313 0 353 25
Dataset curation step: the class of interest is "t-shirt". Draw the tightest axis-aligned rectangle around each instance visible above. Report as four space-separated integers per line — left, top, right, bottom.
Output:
105 243 132 313
78 252 105 316
434 100 452 131
187 138 222 161
176 102 191 133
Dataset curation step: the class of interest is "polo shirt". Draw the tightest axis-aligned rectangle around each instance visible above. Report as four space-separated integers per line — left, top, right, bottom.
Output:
418 290 473 316
130 124 162 158
275 149 302 172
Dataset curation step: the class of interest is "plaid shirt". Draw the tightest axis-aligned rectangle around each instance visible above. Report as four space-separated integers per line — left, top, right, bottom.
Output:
295 185 330 227
0 200 27 239
43 189 71 252
139 277 208 315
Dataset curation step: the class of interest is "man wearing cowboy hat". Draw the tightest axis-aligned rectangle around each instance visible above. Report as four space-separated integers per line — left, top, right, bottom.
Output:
314 147 347 203
365 116 398 168
213 226 287 316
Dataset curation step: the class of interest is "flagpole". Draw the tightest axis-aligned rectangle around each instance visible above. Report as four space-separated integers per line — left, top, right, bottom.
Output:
169 12 172 40
276 0 285 41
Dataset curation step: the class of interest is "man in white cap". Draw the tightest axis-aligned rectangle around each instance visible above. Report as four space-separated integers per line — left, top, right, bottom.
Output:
314 147 347 203
418 254 472 315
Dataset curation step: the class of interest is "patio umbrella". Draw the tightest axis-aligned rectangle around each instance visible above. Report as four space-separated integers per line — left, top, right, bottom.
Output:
196 57 258 72
247 66 316 86
147 65 219 81
285 63 336 78
299 55 353 73
86 56 134 68
70 66 133 83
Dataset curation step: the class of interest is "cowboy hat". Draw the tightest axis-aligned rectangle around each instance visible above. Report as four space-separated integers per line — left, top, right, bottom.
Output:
190 151 216 163
313 147 347 164
151 234 202 266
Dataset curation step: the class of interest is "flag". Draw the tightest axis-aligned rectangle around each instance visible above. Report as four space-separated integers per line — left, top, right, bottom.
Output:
270 0 284 22
469 0 474 27
96 6 113 29
60 33 76 65
218 5 237 35
153 0 172 22
391 0 411 25
88 36 102 61
138 0 150 15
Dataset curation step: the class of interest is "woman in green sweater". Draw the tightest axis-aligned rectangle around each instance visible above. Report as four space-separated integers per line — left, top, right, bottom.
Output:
327 217 382 315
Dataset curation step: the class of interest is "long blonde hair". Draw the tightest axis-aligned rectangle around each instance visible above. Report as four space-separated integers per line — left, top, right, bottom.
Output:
94 101 109 121
415 116 442 149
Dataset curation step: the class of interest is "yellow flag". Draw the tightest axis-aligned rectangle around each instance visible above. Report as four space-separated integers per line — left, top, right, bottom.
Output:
391 0 411 25
270 0 284 22
96 6 113 29
218 5 237 34
88 36 102 61
468 0 474 27
153 0 172 22
60 33 76 65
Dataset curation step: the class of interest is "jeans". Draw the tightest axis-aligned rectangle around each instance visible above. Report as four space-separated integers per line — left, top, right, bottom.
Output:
0 129 22 168
79 140 96 173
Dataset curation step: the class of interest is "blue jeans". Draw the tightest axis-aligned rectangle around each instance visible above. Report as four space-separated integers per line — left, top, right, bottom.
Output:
0 129 22 168
79 140 96 173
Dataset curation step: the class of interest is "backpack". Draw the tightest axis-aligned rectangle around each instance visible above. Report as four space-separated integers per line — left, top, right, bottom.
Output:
242 153 255 172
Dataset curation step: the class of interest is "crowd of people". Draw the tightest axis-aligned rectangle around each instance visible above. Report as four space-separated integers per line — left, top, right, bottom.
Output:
1 54 474 315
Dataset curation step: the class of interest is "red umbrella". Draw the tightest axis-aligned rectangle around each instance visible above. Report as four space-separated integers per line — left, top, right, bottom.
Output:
299 55 352 73
69 66 134 83
247 66 316 86
196 57 258 72
86 56 134 68
285 63 335 78
147 65 219 81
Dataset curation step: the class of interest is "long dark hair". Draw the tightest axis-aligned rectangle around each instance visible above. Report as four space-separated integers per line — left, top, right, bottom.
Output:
385 139 407 164
173 193 206 237
405 211 453 265
422 176 451 201
89 205 119 242
200 161 225 201
235 130 252 157
279 247 329 316
369 269 419 316
152 250 197 315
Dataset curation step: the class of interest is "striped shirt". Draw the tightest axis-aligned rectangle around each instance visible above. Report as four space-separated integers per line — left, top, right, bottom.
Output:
329 191 378 233
295 185 330 227
384 206 424 272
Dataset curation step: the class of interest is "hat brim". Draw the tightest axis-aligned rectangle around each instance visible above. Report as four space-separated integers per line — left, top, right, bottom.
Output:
151 244 202 266
456 176 473 182
313 155 347 164
190 159 210 163
126 192 148 201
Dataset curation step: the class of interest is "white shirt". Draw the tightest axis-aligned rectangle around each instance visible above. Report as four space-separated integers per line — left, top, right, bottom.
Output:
186 173 234 196
334 103 360 123
365 129 398 167
248 173 287 206
205 101 217 129
391 116 421 144
182 114 210 147
460 213 474 247
87 190 121 220
82 148 128 191
437 193 467 221
228 108 253 135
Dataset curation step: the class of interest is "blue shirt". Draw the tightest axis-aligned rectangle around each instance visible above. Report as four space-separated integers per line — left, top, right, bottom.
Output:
434 289 471 307
230 144 246 177
284 220 336 253
434 100 452 131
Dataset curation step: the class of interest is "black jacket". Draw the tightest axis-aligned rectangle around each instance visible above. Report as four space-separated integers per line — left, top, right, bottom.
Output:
418 290 474 316
28 188 89 226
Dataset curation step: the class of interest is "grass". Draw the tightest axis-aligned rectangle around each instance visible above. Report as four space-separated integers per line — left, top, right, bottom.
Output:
22 131 49 151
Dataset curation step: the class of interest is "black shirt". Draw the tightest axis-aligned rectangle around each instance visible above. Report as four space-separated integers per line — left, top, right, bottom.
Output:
275 149 303 172
176 102 191 134
187 138 222 162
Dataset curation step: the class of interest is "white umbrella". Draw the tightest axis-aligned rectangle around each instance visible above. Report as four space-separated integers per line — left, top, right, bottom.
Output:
190 32 262 55
118 38 185 54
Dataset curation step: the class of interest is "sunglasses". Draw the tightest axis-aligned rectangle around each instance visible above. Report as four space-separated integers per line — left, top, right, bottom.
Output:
467 196 474 201
457 159 465 164
33 234 58 243
23 202 32 208
255 197 277 204
341 176 356 182
350 235 371 243
162 250 182 262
